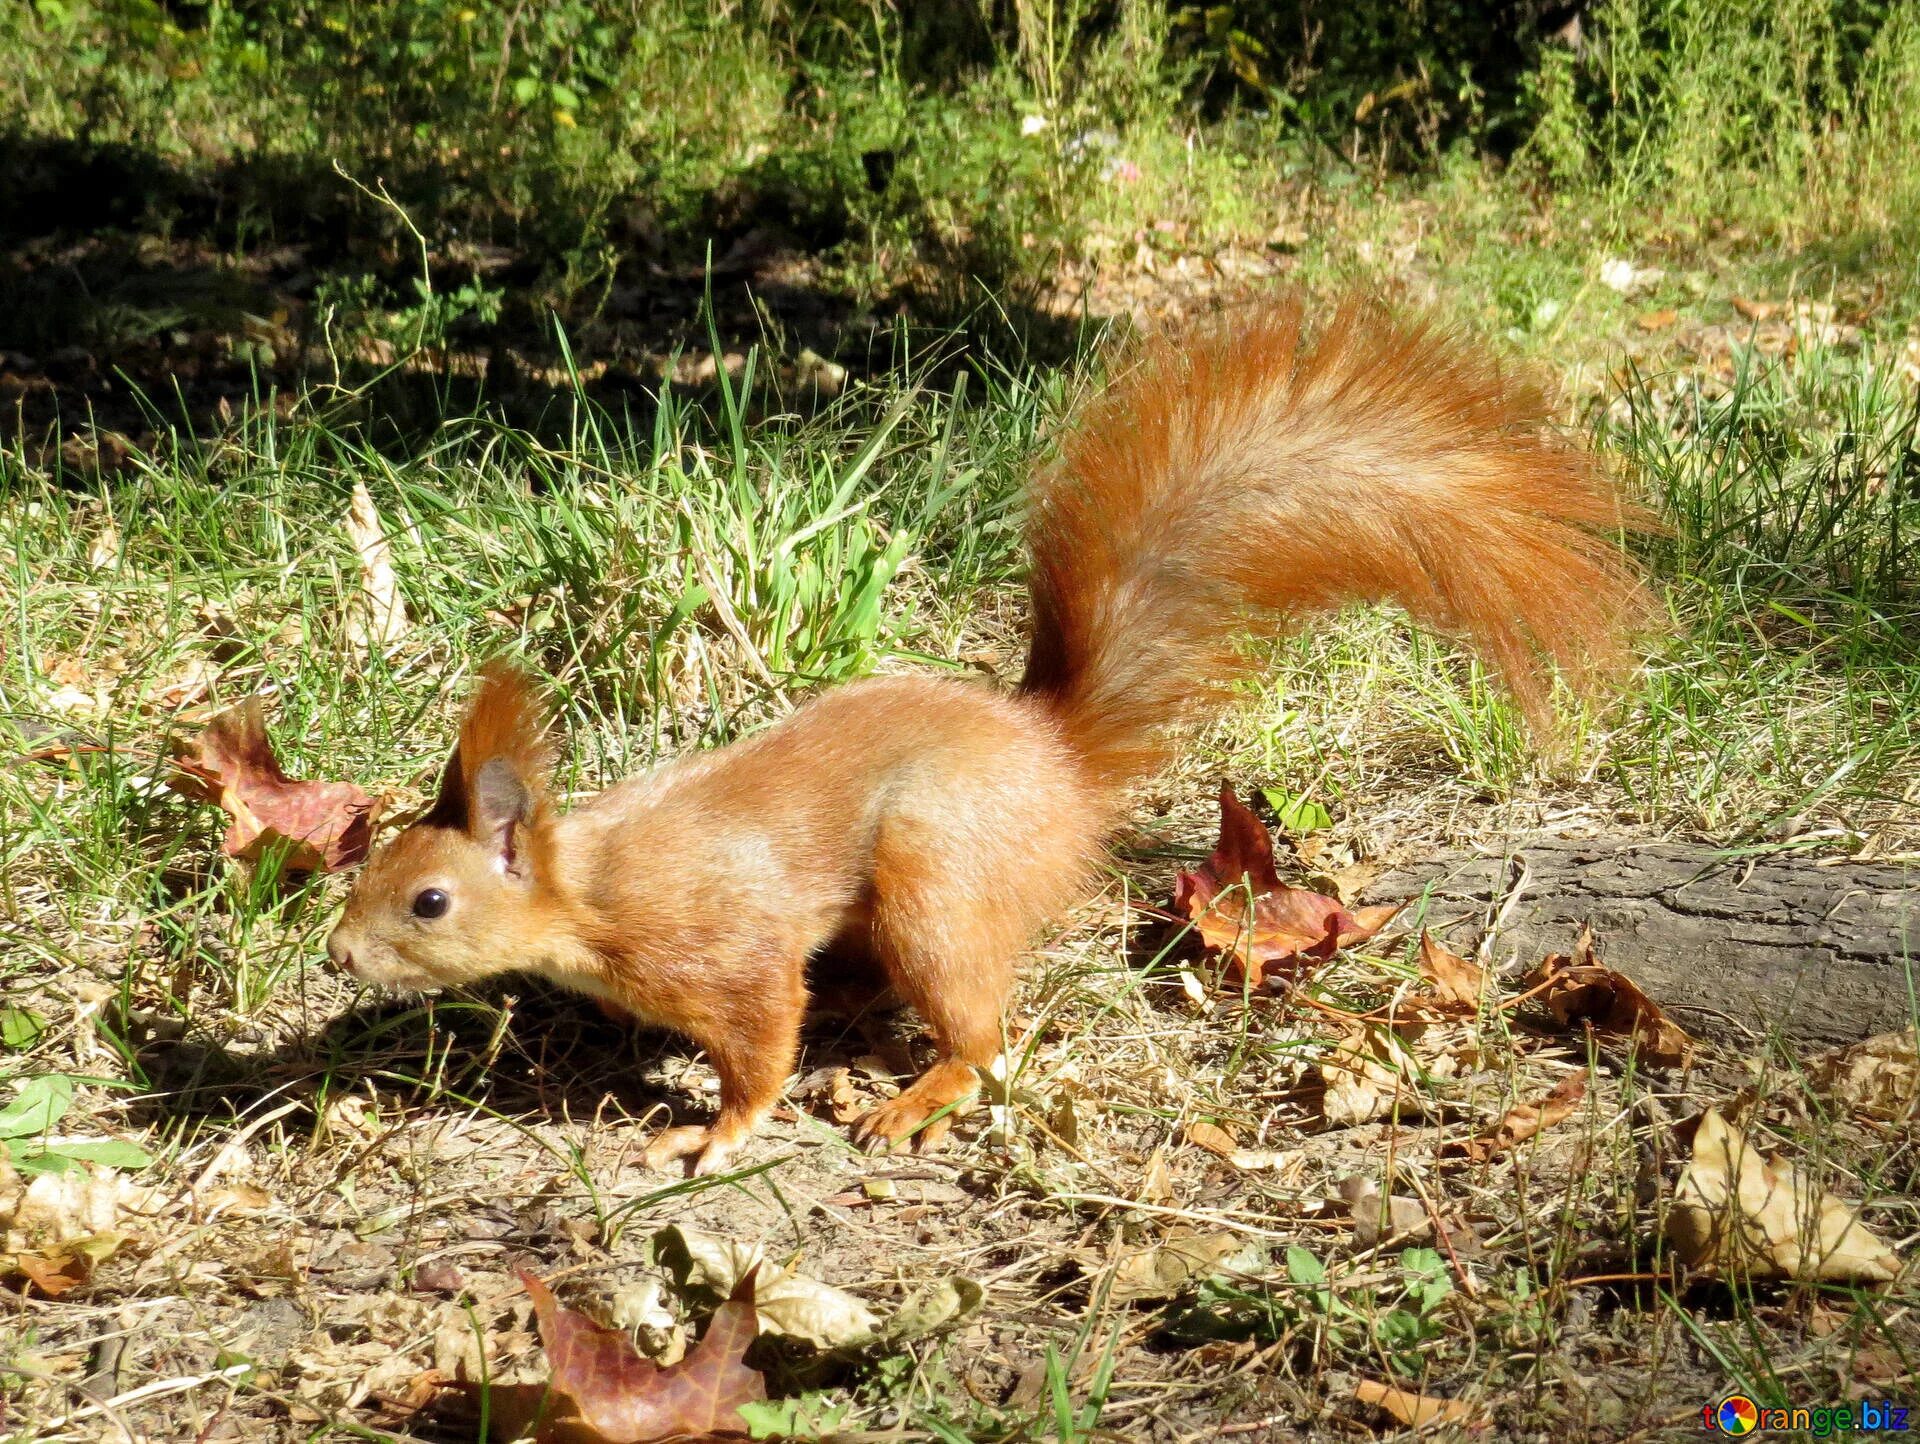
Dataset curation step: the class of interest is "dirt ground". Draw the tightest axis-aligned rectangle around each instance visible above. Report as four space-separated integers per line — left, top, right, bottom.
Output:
6 799 1917 1441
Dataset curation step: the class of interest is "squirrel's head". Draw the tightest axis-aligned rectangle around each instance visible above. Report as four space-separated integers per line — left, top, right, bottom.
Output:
327 662 559 991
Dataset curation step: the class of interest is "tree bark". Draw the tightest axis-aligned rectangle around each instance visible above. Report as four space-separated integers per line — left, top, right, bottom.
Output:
1372 838 1920 1047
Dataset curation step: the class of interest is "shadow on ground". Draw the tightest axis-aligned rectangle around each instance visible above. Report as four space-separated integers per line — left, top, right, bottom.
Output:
0 132 1103 472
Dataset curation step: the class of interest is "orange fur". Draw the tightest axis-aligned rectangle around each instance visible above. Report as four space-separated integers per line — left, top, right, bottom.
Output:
1022 293 1649 794
325 293 1651 1176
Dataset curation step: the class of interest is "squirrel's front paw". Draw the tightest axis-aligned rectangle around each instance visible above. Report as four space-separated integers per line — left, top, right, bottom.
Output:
642 1123 745 1176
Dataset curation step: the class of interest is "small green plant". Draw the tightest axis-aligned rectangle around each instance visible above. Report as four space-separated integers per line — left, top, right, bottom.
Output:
0 1075 150 1177
738 1393 852 1440
0 1009 48 1051
1375 1248 1455 1371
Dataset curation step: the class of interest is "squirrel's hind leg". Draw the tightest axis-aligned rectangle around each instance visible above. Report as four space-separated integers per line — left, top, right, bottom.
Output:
850 864 1023 1154
849 740 1100 1154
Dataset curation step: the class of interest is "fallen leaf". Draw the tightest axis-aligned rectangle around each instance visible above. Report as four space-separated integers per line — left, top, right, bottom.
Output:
1140 1146 1174 1203
1 1156 143 1294
1340 1177 1431 1249
1806 1030 1919 1124
1522 928 1692 1069
1313 859 1380 907
1353 1378 1484 1429
86 519 121 571
1732 296 1778 321
793 1066 864 1124
343 479 409 652
1109 1227 1266 1304
12 1248 90 1296
1669 1109 1902 1283
43 682 100 717
199 1183 275 1218
1185 1121 1238 1157
1446 1075 1587 1163
1788 300 1858 350
1636 308 1679 332
169 698 382 872
1172 788 1397 988
411 1260 467 1296
1 1159 153 1251
1316 1021 1478 1127
878 1276 986 1344
521 1268 765 1442
1416 930 1485 1015
1318 1028 1410 1127
653 1227 878 1348
144 656 221 713
651 1225 978 1350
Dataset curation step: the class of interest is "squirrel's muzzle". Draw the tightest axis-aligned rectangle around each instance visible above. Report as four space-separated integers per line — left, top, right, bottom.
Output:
325 928 359 977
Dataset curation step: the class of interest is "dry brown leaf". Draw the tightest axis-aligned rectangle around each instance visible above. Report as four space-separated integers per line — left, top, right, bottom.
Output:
145 655 221 713
1317 1021 1478 1126
199 1183 275 1218
516 1269 765 1442
86 519 121 571
1318 1028 1409 1127
1139 1147 1174 1204
169 698 382 872
1353 1377 1485 1430
1417 930 1485 1015
1669 1109 1902 1283
1447 1075 1587 1163
1172 788 1398 989
1 1160 134 1298
652 1226 884 1349
1313 860 1381 907
344 479 409 652
12 1248 91 1296
1185 1121 1239 1157
1522 928 1692 1068
1109 1227 1265 1304
1805 1029 1919 1124
795 1066 864 1124
2 1162 153 1254
1341 1177 1431 1249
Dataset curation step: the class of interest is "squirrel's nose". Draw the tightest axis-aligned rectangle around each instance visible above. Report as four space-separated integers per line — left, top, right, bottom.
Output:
326 930 358 976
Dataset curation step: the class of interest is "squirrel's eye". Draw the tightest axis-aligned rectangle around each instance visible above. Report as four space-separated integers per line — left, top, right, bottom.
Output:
411 887 450 920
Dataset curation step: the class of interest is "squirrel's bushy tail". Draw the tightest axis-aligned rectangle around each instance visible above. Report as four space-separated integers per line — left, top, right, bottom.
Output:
1017 293 1649 797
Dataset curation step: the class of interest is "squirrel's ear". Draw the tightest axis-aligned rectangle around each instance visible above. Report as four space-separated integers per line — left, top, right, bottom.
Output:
469 756 537 876
421 660 553 850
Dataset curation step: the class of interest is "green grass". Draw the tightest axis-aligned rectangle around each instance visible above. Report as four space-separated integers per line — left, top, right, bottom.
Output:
6 0 1914 332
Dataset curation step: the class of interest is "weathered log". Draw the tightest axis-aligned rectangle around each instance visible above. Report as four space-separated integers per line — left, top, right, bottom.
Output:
1373 838 1920 1047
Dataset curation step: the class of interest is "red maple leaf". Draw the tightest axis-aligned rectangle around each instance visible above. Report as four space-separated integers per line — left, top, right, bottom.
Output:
516 1268 766 1443
1172 787 1398 989
169 698 381 872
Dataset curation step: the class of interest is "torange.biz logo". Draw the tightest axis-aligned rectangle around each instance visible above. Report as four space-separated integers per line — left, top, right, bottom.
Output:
1706 1394 1910 1436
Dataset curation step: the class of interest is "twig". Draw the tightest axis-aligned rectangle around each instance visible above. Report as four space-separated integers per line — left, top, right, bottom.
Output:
26 1363 253 1436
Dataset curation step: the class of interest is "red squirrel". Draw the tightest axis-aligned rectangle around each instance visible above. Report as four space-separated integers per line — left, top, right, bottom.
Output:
325 294 1645 1175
